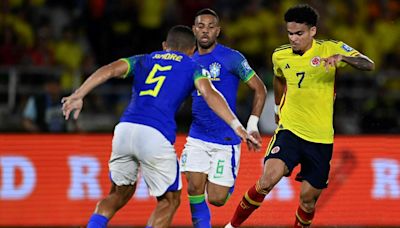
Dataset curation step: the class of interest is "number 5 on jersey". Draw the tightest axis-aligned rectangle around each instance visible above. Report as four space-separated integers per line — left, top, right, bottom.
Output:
140 64 172 97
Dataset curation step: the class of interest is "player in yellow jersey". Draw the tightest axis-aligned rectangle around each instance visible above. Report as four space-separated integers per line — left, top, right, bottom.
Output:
225 4 374 228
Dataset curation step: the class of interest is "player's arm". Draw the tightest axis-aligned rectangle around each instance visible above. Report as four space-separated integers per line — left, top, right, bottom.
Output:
245 74 267 151
323 54 374 71
273 75 286 124
341 54 375 71
61 60 129 120
195 78 261 149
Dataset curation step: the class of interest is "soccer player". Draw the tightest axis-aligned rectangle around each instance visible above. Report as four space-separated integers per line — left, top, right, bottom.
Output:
180 9 267 228
225 4 374 228
61 25 260 228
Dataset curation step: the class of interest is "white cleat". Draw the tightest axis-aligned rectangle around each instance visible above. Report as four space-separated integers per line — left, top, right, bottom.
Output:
224 222 236 228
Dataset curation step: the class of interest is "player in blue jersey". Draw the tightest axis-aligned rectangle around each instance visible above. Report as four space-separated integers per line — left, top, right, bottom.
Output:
179 9 267 228
61 25 260 228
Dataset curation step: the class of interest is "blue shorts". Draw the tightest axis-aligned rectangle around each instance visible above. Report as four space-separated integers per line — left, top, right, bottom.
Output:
264 130 333 189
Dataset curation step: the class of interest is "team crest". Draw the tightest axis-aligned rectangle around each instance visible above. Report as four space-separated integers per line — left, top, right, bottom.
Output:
310 56 321 67
181 153 187 166
209 62 221 81
271 146 280 154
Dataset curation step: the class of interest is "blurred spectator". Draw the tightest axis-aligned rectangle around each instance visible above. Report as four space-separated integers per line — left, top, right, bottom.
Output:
22 76 78 132
0 26 23 65
21 21 55 66
54 25 84 90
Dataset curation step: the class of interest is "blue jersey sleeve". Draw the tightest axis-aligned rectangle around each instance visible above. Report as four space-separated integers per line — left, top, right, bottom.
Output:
193 65 209 83
227 51 255 82
120 55 145 78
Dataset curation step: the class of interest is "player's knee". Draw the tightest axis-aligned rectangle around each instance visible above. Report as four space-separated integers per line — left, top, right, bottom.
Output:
160 193 181 214
208 197 226 207
187 182 204 195
299 197 316 212
299 191 319 212
207 193 229 207
258 177 275 192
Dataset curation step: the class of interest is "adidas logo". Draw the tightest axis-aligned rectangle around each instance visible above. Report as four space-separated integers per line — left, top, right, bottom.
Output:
285 64 290 69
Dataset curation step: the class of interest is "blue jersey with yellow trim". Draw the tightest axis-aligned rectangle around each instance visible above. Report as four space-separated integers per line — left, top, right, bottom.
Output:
120 50 206 144
189 44 255 145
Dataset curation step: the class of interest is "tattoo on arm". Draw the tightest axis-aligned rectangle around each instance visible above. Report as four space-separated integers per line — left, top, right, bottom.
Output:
342 55 374 71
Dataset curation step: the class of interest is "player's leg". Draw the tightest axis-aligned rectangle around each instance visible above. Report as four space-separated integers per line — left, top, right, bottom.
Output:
180 137 212 228
227 130 300 227
294 181 322 228
226 159 286 228
184 171 211 228
87 122 140 228
87 183 137 228
207 143 241 206
293 141 333 228
146 190 181 228
136 124 182 228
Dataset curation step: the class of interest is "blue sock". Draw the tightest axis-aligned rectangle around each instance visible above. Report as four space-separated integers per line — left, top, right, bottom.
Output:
189 194 211 228
87 214 109 228
145 226 153 228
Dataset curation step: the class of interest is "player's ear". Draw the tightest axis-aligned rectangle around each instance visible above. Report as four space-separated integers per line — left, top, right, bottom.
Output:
310 26 317 37
216 26 221 37
162 41 167 51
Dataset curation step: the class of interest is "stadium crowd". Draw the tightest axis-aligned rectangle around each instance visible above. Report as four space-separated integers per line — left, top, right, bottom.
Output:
0 0 399 134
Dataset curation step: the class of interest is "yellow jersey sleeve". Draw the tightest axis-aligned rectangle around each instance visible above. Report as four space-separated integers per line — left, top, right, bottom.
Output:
272 44 291 77
324 40 360 68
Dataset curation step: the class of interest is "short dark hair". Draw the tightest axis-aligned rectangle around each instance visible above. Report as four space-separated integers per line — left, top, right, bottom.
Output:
284 4 319 27
166 25 196 51
195 8 219 22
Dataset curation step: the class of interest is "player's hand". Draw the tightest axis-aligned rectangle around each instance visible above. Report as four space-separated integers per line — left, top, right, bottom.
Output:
61 94 83 120
234 126 261 151
247 131 262 152
322 54 342 72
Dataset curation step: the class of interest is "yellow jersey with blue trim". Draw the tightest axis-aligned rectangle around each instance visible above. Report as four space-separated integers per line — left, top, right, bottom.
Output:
272 39 359 143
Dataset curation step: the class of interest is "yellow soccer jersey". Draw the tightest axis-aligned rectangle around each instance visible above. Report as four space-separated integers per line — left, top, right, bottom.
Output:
272 39 359 143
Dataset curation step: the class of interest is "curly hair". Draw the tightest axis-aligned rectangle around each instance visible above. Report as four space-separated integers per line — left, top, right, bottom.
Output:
284 4 319 27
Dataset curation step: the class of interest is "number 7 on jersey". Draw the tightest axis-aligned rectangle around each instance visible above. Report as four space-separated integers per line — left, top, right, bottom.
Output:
296 72 305 88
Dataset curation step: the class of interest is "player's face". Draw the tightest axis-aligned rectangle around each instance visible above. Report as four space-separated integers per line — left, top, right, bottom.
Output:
286 22 316 53
193 15 220 49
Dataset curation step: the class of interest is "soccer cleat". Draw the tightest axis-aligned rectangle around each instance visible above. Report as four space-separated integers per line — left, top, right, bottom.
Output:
224 222 236 228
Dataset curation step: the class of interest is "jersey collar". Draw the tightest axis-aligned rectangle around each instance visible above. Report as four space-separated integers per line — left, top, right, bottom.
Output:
293 39 316 57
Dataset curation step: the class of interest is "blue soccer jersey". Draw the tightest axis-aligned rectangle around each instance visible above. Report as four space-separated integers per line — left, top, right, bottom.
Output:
189 44 255 145
119 51 206 144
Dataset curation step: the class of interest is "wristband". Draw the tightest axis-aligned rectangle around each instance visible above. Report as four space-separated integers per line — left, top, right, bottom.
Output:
274 105 280 115
230 118 242 131
246 115 259 132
